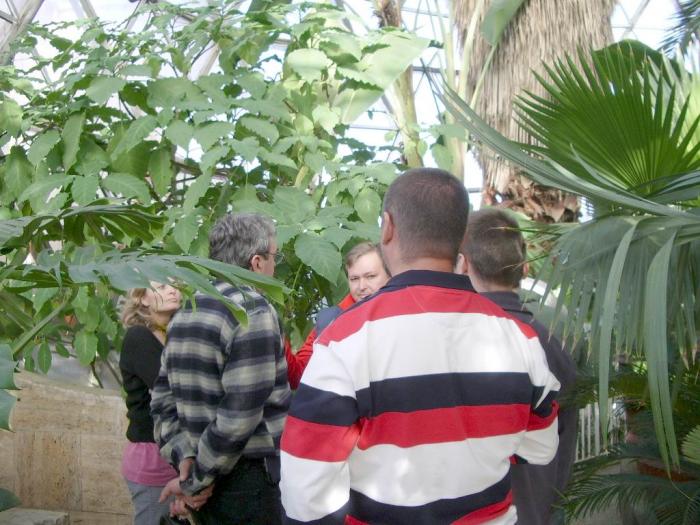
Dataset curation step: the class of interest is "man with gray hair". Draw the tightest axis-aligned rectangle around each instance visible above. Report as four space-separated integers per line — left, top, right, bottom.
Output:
152 212 291 524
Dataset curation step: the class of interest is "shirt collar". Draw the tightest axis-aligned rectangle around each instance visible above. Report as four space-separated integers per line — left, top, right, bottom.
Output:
382 269 476 293
480 291 532 318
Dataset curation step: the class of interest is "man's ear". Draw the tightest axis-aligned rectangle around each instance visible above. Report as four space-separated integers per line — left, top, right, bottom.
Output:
455 253 468 275
522 261 529 279
249 254 263 274
380 211 394 245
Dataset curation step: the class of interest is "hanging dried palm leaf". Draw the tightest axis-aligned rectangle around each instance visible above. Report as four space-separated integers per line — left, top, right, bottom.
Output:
454 0 615 221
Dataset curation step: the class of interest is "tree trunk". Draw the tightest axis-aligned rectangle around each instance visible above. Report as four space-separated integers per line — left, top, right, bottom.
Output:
455 0 615 222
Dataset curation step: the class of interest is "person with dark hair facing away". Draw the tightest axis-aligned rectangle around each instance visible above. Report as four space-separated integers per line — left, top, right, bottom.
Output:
285 242 390 389
280 168 560 524
457 207 577 525
151 212 291 524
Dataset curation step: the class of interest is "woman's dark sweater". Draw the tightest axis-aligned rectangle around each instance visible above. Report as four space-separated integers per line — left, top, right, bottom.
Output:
119 325 164 443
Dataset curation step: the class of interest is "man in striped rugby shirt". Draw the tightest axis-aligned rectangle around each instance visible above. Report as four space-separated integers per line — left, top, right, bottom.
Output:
152 213 291 524
280 169 560 524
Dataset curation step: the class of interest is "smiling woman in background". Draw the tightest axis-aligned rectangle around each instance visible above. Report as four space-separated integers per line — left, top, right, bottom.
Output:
119 282 181 525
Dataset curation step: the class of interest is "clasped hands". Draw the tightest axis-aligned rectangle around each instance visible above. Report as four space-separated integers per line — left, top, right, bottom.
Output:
159 458 215 518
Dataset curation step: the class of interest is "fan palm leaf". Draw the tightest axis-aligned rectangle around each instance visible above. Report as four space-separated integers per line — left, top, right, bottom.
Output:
440 45 700 469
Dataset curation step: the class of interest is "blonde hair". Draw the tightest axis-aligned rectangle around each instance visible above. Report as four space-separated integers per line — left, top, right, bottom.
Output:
120 288 158 329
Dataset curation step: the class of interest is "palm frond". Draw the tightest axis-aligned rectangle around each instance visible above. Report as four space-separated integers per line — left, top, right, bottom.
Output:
514 48 700 206
661 0 700 56
683 425 700 466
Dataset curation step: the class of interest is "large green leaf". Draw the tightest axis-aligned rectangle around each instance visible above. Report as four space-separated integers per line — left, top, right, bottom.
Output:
148 148 173 196
4 147 34 201
0 344 17 390
110 115 158 159
86 76 126 104
62 112 85 172
274 186 315 223
71 175 99 206
644 234 680 469
294 233 342 284
0 99 22 137
183 173 212 212
195 122 236 150
27 130 61 166
239 116 279 144
172 212 200 253
0 390 16 431
481 0 527 46
73 330 97 365
286 48 331 83
354 187 382 224
102 173 151 203
165 120 194 149
334 31 430 124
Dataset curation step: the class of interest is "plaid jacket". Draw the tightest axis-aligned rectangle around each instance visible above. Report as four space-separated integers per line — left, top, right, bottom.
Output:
151 281 291 495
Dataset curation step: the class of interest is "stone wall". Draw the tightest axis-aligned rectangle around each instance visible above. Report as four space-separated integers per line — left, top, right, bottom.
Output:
0 372 132 524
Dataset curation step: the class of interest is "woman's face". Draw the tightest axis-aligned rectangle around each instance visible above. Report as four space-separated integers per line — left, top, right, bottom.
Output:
141 282 181 315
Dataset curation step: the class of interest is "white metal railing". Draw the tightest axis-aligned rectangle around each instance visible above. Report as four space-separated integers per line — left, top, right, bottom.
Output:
575 400 627 462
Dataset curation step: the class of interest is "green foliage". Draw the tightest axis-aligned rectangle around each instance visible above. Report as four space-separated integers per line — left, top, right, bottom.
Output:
443 44 700 469
0 0 420 427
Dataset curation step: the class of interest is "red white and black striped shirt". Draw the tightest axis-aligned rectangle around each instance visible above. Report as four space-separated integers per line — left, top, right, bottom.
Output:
280 270 560 524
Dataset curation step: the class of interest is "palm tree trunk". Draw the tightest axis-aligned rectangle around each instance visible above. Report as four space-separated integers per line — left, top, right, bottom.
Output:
455 0 615 222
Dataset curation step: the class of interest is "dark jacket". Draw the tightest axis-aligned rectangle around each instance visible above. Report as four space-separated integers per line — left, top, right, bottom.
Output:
482 291 577 525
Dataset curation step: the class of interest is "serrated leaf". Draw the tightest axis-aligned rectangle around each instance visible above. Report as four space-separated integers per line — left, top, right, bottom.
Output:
274 186 315 223
230 137 259 162
183 173 212 212
27 130 61 166
86 76 126 104
18 175 74 206
74 139 109 176
312 105 340 135
111 115 158 159
321 226 355 249
259 150 296 170
431 143 453 171
55 341 70 358
148 148 173 196
37 341 52 374
74 331 97 365
336 67 381 88
0 99 22 136
334 33 429 124
165 120 193 149
62 112 85 171
200 145 230 174
32 287 58 313
195 122 236 150
4 147 34 201
239 116 279 144
286 48 332 83
236 71 267 99
354 187 382 224
295 233 342 283
102 173 151 203
172 213 199 253
71 175 99 206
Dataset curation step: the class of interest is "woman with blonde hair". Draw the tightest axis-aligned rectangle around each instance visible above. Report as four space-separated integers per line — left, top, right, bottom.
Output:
119 282 181 524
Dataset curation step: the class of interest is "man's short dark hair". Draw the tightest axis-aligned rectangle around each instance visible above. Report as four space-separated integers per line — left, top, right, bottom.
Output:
209 213 275 268
463 208 526 289
383 168 469 262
